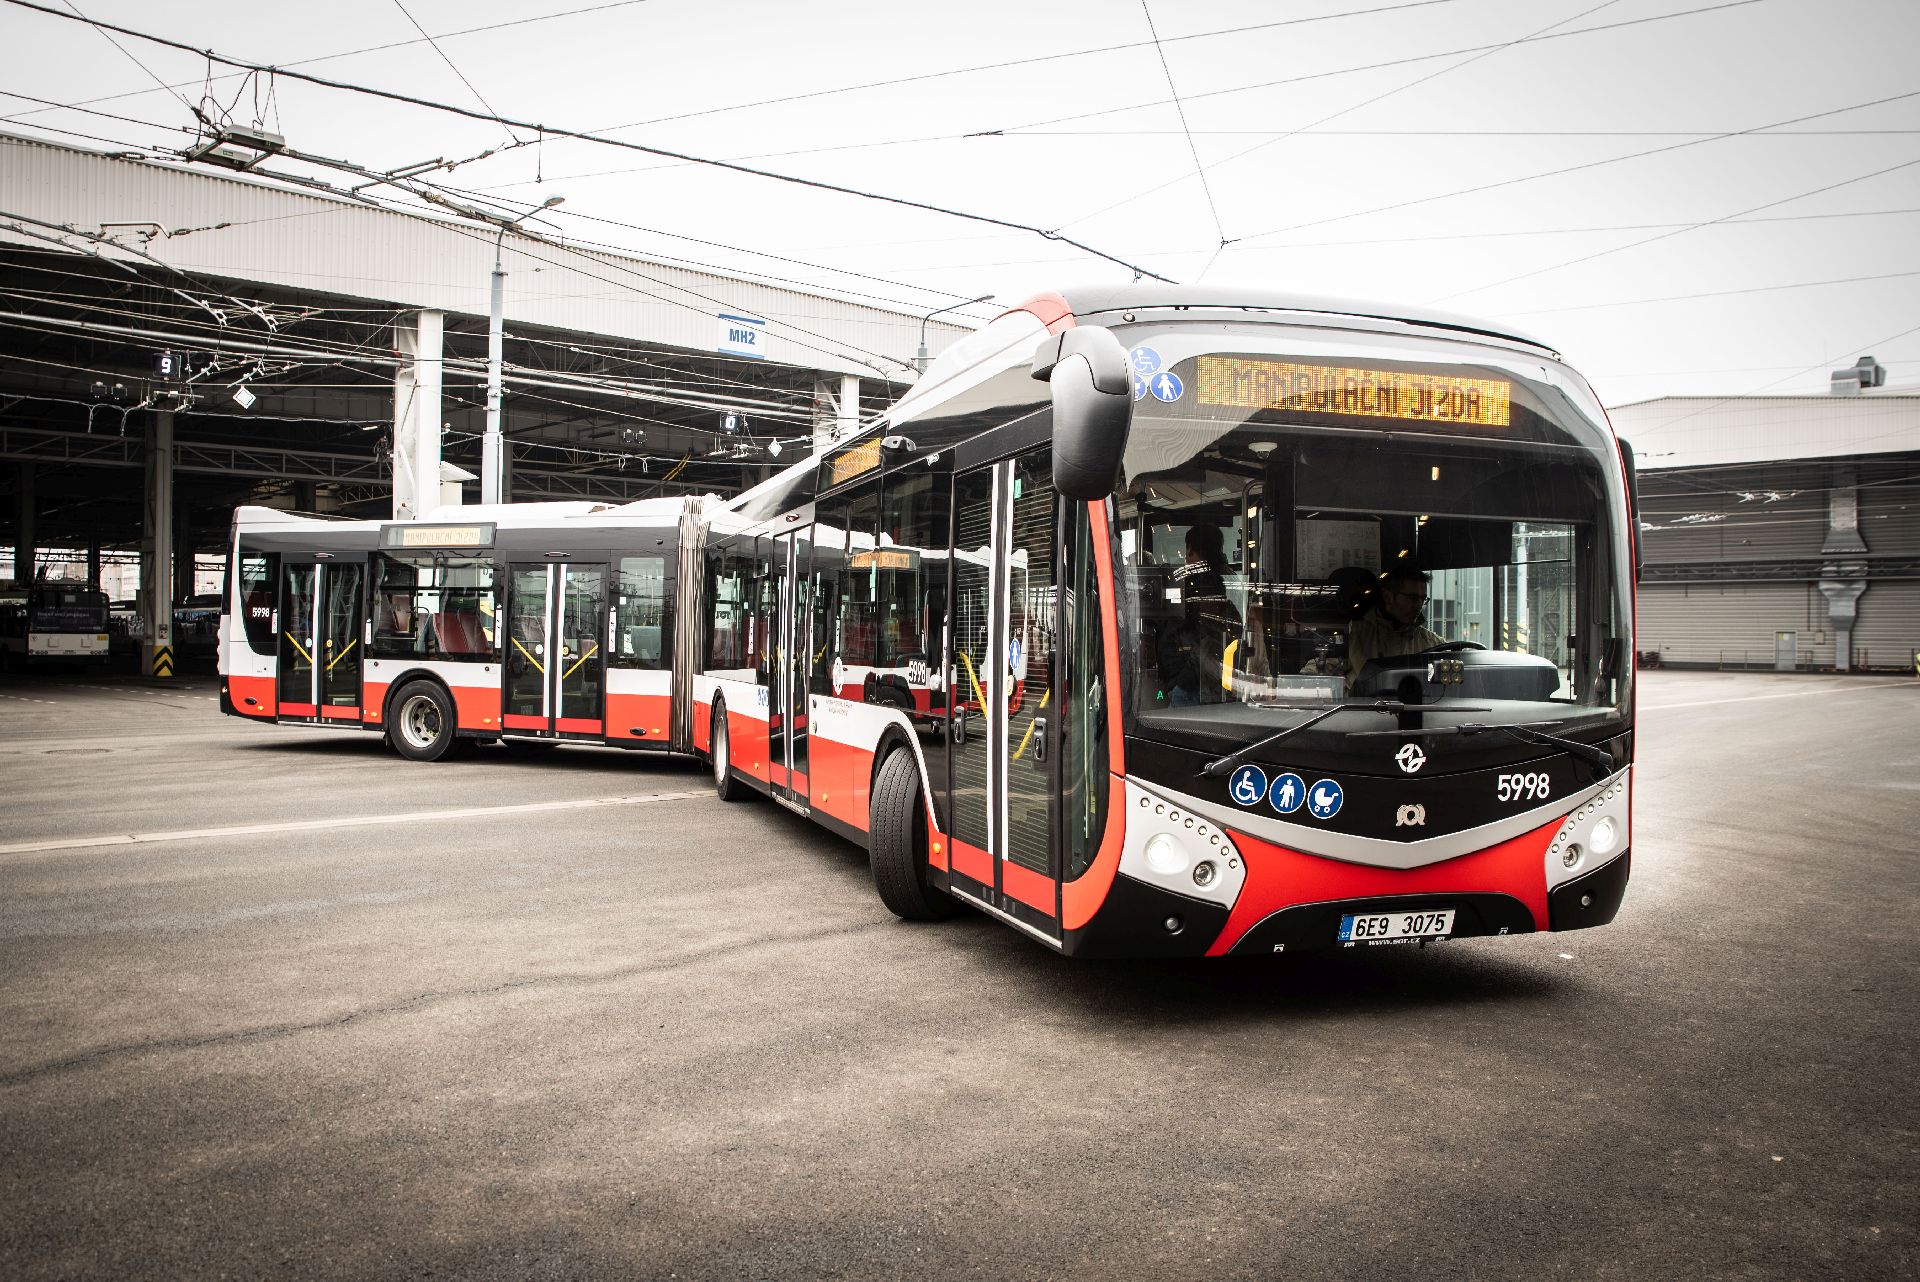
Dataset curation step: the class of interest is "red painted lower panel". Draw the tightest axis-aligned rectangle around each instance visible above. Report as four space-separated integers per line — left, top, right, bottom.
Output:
1208 818 1560 956
228 674 276 718
504 714 546 731
806 736 871 828
451 684 501 732
692 696 712 752
279 702 317 718
362 680 387 724
926 809 949 872
728 708 769 782
319 706 359 721
770 763 788 788
1002 859 1057 916
950 838 992 885
606 692 671 742
1063 771 1127 931
555 716 602 735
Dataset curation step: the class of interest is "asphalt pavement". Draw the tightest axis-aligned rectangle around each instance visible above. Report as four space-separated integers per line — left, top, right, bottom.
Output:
0 668 1914 1280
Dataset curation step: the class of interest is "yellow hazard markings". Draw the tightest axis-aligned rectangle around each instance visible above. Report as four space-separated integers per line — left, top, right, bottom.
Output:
149 645 174 678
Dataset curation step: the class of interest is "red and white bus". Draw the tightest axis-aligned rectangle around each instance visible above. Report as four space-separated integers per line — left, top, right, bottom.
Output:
692 287 1639 957
219 499 703 760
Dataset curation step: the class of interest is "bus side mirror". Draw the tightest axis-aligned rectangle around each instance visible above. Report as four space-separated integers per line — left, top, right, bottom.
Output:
1032 326 1132 501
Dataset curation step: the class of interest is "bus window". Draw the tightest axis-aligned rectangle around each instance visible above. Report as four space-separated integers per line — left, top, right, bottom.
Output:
236 551 277 656
371 555 496 660
1063 501 1110 880
612 555 670 670
705 543 751 671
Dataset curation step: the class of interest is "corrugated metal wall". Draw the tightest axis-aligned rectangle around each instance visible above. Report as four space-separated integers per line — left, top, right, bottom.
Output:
0 135 961 379
1861 482 1920 556
1853 581 1920 671
1639 582 1835 668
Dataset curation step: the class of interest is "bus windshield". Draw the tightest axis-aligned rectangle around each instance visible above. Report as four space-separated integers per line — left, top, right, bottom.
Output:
1113 337 1632 751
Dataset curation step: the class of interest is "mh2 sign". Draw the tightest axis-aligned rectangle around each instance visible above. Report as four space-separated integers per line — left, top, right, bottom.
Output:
717 313 767 360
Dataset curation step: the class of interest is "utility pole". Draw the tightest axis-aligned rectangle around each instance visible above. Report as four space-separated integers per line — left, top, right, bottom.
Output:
483 195 564 505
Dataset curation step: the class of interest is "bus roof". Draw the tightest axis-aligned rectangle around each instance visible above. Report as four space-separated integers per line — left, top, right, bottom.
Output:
1037 285 1557 356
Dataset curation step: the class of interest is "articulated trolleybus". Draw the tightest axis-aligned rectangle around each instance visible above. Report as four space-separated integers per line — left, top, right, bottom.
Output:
219 499 701 759
696 287 1638 957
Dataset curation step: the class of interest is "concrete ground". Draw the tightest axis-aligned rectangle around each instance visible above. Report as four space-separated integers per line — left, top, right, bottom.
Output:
0 669 1914 1280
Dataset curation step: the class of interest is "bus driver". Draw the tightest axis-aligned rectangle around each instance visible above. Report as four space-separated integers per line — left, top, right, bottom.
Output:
1345 566 1443 691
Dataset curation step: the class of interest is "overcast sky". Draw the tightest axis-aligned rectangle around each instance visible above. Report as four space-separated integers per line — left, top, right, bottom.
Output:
2 0 1915 407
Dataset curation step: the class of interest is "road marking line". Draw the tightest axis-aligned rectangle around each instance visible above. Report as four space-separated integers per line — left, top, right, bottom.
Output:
1642 679 1918 711
0 790 709 858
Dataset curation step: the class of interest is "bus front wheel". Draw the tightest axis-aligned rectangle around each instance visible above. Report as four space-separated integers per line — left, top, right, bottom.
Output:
389 680 458 762
869 748 956 922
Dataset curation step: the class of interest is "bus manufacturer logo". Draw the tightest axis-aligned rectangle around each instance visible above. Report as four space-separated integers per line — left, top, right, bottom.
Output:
1396 804 1427 828
1396 744 1426 774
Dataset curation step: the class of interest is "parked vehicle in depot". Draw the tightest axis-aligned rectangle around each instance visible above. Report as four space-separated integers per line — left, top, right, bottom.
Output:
218 499 704 760
0 580 111 670
693 286 1640 957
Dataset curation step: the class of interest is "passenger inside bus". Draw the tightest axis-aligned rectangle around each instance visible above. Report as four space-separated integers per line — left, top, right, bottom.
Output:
1157 524 1242 707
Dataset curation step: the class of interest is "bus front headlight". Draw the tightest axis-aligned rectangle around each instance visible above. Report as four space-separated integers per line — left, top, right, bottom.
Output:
1589 815 1620 857
1144 832 1190 877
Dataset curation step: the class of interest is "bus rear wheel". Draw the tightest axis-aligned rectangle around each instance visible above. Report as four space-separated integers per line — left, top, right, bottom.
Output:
711 701 747 801
389 680 458 762
870 747 956 922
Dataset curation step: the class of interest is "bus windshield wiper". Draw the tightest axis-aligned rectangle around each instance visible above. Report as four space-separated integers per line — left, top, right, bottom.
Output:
1196 700 1486 778
1458 721 1616 777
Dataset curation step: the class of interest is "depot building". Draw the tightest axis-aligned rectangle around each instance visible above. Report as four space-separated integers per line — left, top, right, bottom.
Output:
1614 358 1920 673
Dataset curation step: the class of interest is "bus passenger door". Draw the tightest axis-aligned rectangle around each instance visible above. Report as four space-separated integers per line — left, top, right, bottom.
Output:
277 562 318 718
505 561 608 737
318 561 364 719
771 528 812 809
946 454 1061 941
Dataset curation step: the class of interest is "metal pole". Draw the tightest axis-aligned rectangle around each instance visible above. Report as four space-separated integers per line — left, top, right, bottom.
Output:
483 225 506 505
143 408 175 678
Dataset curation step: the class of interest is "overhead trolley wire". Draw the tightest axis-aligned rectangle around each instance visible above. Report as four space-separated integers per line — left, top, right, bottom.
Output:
0 1 656 126
1438 152 1920 303
1108 0 1628 256
0 0 1173 283
583 0 1473 136
1230 89 1920 246
994 1 1771 137
1137 0 1227 273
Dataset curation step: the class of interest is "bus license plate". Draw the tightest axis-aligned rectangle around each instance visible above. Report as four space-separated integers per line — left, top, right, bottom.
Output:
1338 909 1455 943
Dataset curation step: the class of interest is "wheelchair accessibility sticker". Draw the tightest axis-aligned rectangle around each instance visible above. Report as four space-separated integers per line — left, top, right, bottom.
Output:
1228 764 1268 807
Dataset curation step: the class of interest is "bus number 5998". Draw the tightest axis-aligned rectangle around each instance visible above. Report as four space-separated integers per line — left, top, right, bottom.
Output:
1496 772 1551 802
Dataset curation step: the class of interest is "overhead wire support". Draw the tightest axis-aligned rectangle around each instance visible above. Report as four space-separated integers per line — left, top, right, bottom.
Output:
1 0 1174 284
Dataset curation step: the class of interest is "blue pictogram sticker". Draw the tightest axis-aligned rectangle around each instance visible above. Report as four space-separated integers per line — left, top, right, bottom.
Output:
1131 373 1150 401
1128 346 1163 377
1268 772 1307 815
1306 778 1344 820
1228 764 1268 808
1148 371 1184 402
1008 637 1023 670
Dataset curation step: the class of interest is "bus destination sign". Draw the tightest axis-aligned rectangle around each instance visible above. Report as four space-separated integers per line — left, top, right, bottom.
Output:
1195 357 1511 427
380 522 496 550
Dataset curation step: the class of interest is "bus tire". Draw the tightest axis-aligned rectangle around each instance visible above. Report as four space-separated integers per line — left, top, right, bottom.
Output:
389 679 458 762
869 747 956 922
711 701 748 801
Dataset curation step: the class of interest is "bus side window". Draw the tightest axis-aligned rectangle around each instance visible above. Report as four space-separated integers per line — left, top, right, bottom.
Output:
612 555 668 670
1063 502 1111 880
236 551 277 656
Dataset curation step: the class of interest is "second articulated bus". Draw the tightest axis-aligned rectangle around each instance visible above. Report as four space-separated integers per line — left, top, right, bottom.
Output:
219 499 704 759
692 286 1639 957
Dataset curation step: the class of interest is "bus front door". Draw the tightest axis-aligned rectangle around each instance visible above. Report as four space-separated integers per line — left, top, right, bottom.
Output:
946 454 1061 941
277 559 365 722
505 562 608 738
771 527 812 809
